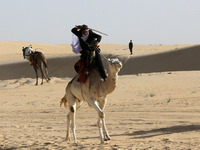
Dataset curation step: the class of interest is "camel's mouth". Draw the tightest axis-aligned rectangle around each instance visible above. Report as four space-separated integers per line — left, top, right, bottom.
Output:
118 62 122 69
22 48 26 59
115 64 122 72
108 58 122 71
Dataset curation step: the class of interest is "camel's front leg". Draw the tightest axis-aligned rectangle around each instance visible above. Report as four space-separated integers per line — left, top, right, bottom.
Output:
102 117 110 141
87 99 105 144
99 98 111 141
33 65 38 85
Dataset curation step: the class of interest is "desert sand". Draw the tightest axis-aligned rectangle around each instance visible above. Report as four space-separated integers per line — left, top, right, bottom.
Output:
1 41 200 149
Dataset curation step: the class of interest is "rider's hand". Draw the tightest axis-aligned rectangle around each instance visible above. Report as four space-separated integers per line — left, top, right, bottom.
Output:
95 42 101 53
76 25 82 29
94 42 99 47
96 47 101 53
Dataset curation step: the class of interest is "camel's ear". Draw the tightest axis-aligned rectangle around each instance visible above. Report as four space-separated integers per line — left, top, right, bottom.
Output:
22 47 24 51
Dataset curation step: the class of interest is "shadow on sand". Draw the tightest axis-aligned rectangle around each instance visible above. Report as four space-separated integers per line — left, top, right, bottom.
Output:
112 124 200 139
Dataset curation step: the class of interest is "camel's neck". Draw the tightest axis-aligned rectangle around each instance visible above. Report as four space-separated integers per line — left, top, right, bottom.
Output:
103 70 118 95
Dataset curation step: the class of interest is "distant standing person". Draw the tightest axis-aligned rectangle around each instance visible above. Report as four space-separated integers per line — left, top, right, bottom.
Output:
129 40 133 55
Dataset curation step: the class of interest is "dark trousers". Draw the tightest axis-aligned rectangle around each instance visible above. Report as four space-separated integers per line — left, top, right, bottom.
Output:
80 38 107 80
95 51 107 80
79 38 91 68
129 47 133 54
80 50 90 68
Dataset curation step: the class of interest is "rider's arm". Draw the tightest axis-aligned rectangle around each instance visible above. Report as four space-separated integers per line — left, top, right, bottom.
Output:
71 27 82 38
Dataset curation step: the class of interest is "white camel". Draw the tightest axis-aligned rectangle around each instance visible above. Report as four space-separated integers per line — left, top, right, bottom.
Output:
60 58 122 144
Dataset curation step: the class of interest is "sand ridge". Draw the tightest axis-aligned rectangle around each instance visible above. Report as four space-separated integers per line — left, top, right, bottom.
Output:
0 42 199 80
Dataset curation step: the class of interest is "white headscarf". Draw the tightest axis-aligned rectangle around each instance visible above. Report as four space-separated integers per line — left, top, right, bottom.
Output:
81 31 89 41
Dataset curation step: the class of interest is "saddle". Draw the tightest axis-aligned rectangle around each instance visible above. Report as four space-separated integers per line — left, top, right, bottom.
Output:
74 50 96 83
28 51 41 66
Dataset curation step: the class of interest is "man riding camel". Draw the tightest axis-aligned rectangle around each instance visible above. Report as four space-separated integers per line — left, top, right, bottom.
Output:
71 24 107 81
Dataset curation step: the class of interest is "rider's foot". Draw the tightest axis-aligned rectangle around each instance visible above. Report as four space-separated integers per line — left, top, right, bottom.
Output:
83 71 89 76
103 74 108 81
83 69 89 76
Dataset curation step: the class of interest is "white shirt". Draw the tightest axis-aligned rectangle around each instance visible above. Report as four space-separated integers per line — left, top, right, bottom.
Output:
71 31 89 54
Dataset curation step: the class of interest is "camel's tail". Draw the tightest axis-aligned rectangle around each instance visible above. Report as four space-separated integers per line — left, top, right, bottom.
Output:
40 53 48 68
60 94 68 108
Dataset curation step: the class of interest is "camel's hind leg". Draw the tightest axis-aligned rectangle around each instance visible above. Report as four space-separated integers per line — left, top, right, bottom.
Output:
69 102 77 143
42 60 50 82
66 99 83 142
61 95 71 141
39 65 44 85
41 55 50 82
66 112 71 141
44 66 50 81
65 88 83 143
39 63 48 85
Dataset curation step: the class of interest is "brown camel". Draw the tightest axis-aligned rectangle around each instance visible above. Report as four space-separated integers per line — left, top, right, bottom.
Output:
60 58 122 144
22 45 50 85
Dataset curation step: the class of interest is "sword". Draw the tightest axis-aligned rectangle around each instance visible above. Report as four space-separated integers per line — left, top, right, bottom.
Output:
75 25 108 36
88 28 108 36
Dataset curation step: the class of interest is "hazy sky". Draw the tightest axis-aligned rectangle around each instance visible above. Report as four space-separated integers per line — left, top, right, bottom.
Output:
0 0 200 45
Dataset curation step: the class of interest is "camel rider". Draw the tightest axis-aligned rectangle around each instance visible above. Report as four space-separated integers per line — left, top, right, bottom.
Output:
71 24 107 81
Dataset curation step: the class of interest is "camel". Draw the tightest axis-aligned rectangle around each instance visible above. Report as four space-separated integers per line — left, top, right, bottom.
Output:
22 45 50 85
60 58 122 144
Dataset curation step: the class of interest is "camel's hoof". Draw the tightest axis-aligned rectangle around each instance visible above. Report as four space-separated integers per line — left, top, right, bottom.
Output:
73 140 78 144
104 135 111 141
65 137 71 141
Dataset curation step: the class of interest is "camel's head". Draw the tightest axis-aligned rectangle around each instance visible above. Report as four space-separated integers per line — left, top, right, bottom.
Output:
108 58 122 73
22 45 33 59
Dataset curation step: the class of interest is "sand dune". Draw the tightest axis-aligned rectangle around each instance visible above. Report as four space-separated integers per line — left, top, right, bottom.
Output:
120 45 200 75
1 42 200 149
0 56 77 80
1 45 200 80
